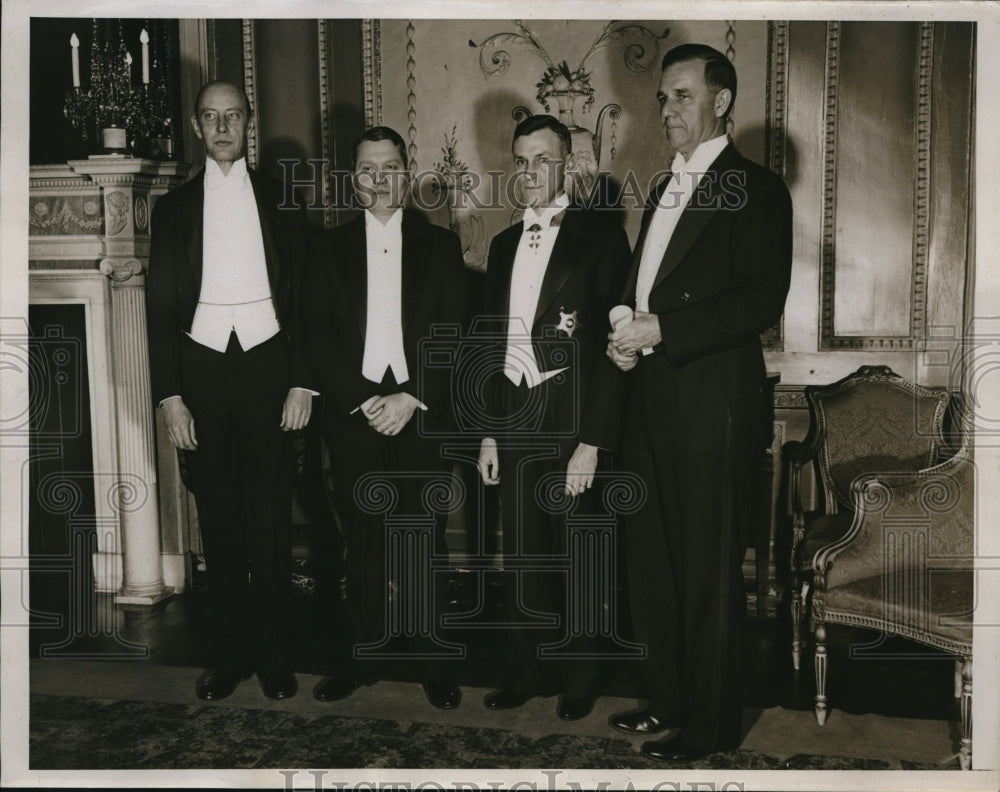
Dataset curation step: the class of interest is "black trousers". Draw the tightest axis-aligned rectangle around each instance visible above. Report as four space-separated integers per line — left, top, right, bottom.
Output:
323 382 458 684
180 331 294 671
621 354 759 752
494 374 601 697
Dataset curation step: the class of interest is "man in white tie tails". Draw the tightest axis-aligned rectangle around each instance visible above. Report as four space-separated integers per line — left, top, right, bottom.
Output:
605 44 792 761
477 115 631 720
301 127 468 710
146 81 314 701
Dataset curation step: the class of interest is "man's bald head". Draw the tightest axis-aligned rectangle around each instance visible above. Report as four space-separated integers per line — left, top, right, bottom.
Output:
194 80 253 118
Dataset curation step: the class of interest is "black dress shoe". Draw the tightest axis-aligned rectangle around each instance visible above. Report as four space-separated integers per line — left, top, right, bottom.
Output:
313 675 376 702
483 688 533 710
557 694 595 721
422 680 462 710
195 667 251 701
609 708 674 735
257 668 298 700
641 736 709 763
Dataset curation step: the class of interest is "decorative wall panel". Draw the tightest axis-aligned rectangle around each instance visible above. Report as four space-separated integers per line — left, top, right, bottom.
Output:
821 21 931 349
366 19 770 272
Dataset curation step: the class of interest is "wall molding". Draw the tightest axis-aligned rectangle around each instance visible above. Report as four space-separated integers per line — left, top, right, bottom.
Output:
774 385 809 410
911 21 934 345
819 21 934 351
362 19 383 129
762 20 789 352
766 21 790 182
405 21 418 172
242 19 259 169
725 21 736 137
317 19 334 230
819 21 841 350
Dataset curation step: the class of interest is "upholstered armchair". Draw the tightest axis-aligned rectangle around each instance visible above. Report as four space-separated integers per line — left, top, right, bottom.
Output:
785 365 950 671
811 445 974 769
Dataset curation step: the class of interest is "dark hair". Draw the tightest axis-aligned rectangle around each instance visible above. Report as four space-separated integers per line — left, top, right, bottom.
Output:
661 43 737 121
512 114 572 157
194 80 253 118
352 126 409 170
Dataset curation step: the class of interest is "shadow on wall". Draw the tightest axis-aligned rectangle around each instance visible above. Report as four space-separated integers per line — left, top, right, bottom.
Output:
734 124 766 169
261 136 326 229
734 123 801 189
326 100 368 228
468 87 627 230
471 87 533 230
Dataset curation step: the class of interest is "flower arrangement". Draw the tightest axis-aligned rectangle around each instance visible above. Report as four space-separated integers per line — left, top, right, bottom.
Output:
536 61 596 114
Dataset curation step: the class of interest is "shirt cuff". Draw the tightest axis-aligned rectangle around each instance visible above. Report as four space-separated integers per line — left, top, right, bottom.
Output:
349 394 429 415
158 395 183 409
291 386 320 397
350 395 381 416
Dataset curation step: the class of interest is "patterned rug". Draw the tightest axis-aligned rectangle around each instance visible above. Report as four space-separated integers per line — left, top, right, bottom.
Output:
30 693 950 771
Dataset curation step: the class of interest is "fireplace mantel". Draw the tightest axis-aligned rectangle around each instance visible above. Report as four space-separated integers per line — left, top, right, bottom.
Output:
29 158 191 602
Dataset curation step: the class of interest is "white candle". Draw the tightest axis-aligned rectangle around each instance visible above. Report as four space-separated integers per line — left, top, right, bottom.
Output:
140 29 150 84
70 33 80 88
125 50 132 78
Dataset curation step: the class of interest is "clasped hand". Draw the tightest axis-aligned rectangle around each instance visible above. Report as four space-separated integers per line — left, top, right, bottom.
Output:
606 310 661 371
364 392 419 436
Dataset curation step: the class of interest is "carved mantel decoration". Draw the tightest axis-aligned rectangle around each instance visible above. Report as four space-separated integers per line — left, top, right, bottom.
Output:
469 20 670 194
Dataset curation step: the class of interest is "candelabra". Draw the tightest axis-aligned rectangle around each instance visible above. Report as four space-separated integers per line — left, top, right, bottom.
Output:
63 19 175 158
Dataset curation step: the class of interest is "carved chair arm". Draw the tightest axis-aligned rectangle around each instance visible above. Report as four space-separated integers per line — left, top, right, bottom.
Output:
784 439 817 465
784 439 819 547
812 472 890 587
816 448 973 589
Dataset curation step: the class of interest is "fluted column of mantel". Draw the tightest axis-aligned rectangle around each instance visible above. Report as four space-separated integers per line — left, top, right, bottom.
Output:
69 157 190 605
100 256 173 606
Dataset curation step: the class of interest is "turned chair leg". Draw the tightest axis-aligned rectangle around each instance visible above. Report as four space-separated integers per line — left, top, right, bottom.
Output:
953 657 962 698
814 621 828 725
959 656 972 770
791 577 807 671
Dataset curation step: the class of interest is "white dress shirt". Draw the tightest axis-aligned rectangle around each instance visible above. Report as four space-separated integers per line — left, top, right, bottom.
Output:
160 158 315 409
503 192 571 387
189 157 279 353
634 134 729 354
361 209 409 385
351 210 427 417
